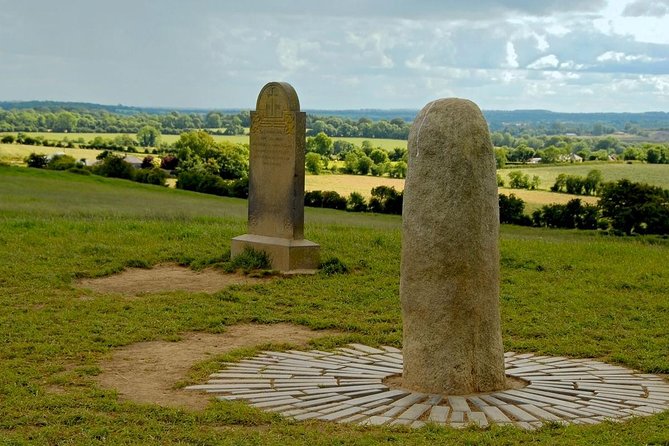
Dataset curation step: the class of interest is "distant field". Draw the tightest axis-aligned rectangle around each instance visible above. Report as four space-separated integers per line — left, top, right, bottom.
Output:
306 174 405 197
501 163 669 190
331 137 406 151
306 173 595 211
0 143 104 164
1 132 407 151
0 131 249 145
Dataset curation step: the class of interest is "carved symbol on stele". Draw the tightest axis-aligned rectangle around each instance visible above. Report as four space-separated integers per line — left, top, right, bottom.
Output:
265 86 282 117
251 113 262 133
283 112 295 135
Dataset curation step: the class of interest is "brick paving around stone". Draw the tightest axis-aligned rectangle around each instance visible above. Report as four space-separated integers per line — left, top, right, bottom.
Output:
186 344 669 429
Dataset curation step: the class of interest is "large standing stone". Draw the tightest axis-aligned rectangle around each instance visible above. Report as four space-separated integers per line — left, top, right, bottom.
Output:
231 82 320 272
401 98 506 395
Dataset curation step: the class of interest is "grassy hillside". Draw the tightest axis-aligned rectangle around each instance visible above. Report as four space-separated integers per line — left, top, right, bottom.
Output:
1 166 668 444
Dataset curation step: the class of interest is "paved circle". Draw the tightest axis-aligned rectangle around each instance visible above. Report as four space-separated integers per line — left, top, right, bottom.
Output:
187 344 669 429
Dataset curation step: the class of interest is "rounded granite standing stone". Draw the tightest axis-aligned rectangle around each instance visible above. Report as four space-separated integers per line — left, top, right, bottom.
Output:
401 98 506 395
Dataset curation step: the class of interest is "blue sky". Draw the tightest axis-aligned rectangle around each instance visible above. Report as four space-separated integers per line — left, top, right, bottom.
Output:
0 0 668 112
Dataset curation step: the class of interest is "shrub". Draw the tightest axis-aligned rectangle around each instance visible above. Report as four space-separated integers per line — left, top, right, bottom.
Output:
368 186 402 215
227 177 249 198
25 153 48 168
319 257 349 275
304 190 346 210
160 154 179 170
508 170 531 189
47 154 77 171
321 191 347 210
498 193 530 225
1 135 15 144
347 192 367 212
304 190 324 207
532 199 600 230
133 167 168 186
389 161 407 179
176 170 227 195
92 155 134 180
305 152 322 175
599 179 669 235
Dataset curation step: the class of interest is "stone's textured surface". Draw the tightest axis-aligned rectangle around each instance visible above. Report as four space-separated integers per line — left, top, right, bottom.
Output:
401 98 505 394
187 347 669 429
231 81 319 272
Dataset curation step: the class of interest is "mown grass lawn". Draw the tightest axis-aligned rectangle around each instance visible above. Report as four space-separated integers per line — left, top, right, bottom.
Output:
0 166 668 445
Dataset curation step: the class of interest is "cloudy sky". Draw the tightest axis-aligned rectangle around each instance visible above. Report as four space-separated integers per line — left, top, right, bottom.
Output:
0 0 668 112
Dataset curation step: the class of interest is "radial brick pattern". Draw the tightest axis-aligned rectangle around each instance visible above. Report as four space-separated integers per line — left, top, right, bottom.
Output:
186 344 669 429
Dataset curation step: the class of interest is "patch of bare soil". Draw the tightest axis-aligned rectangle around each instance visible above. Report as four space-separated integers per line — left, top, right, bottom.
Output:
95 324 339 411
77 264 267 296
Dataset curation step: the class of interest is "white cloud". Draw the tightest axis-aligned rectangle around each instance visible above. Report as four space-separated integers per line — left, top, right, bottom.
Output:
596 50 665 63
276 38 320 71
406 54 430 71
346 32 395 68
527 54 560 69
504 42 520 68
534 33 550 52
559 60 588 70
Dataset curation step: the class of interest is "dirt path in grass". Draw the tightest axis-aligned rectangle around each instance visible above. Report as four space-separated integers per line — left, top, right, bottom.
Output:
95 324 340 411
76 264 267 296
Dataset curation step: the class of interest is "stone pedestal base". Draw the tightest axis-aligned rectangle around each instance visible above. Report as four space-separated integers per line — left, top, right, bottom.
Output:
231 234 320 273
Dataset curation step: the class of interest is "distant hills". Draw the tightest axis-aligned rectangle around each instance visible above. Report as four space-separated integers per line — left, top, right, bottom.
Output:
1 100 668 131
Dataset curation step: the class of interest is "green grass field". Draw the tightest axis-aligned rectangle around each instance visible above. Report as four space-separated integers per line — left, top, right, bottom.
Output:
0 131 250 145
1 132 406 151
501 163 669 191
0 165 668 445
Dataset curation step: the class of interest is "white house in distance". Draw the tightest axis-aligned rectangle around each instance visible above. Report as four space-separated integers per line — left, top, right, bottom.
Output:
123 155 144 168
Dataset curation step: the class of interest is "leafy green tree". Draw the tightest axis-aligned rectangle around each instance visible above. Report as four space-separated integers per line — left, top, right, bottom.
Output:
306 132 333 156
369 149 389 165
356 155 373 175
343 152 360 174
494 147 508 168
389 161 407 179
508 170 531 189
47 154 77 170
53 111 77 132
137 126 161 147
347 192 367 212
24 153 48 168
93 155 134 179
205 112 222 129
584 170 603 195
389 147 407 162
218 143 249 179
498 193 527 225
305 152 322 175
333 140 355 158
599 180 669 235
